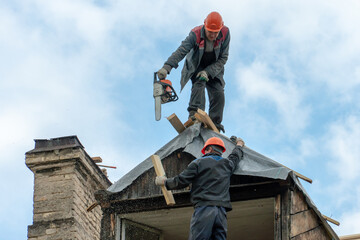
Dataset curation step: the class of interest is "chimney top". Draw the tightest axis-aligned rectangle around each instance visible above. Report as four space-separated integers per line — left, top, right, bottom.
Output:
26 135 84 154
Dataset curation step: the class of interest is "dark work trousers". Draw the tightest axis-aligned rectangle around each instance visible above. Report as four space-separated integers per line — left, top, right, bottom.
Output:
188 77 225 126
189 206 227 240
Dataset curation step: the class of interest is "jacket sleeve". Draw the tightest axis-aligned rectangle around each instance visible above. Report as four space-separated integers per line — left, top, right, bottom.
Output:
204 28 230 78
228 145 243 173
165 161 198 190
164 31 197 70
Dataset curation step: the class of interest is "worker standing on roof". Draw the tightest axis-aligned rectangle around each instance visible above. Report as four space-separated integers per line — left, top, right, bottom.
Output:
155 137 244 240
157 11 230 133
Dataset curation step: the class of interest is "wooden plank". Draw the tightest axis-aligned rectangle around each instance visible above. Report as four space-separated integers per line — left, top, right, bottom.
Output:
274 194 281 240
195 109 219 133
184 118 195 128
97 164 117 169
151 155 175 206
291 189 308 214
322 214 340 226
92 156 102 163
194 113 209 129
291 209 319 238
279 162 313 183
281 189 291 240
291 226 330 240
340 233 360 240
167 113 185 133
293 171 313 184
86 202 98 212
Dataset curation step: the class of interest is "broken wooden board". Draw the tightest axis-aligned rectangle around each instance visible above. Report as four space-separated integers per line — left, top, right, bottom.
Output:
184 118 195 128
151 155 175 205
167 113 185 134
167 110 219 134
194 109 219 133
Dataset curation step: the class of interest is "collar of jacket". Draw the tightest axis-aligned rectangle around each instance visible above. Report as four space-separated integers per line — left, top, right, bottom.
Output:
203 152 222 157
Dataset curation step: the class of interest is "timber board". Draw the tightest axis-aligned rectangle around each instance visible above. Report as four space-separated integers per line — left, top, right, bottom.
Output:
291 209 320 238
291 225 330 240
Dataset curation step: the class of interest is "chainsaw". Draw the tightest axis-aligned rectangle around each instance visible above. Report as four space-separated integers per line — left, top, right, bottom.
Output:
153 72 178 121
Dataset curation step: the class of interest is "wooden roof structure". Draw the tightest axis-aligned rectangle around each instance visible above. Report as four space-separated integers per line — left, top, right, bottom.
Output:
95 113 339 240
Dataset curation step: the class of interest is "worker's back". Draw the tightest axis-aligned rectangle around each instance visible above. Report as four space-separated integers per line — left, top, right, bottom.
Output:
189 153 235 211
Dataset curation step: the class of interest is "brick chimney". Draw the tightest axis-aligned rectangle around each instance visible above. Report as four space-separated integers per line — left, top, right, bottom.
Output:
25 136 111 240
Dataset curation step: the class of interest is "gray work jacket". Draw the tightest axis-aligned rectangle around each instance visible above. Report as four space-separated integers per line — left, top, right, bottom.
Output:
165 25 230 91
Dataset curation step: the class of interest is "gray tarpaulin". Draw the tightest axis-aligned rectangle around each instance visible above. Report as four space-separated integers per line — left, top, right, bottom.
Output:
107 123 290 193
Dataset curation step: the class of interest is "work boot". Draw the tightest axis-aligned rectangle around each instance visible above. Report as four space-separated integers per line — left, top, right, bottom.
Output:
215 123 225 133
188 110 197 121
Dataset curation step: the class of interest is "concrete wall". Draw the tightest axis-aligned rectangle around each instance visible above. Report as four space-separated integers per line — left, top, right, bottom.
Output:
26 136 111 240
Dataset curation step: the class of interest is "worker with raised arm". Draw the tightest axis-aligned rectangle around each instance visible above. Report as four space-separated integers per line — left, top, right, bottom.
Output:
157 11 230 133
155 137 245 240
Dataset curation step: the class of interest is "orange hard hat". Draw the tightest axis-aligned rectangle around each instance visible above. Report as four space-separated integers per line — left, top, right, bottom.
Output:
204 11 224 32
201 137 226 154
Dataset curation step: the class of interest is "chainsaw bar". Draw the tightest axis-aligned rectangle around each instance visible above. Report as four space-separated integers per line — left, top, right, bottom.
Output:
153 82 163 121
153 72 178 121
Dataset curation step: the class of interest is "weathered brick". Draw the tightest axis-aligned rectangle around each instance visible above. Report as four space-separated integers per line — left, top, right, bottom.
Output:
26 136 111 240
45 228 57 235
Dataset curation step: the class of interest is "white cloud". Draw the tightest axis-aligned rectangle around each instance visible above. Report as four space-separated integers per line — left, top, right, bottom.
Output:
235 61 310 137
337 186 360 236
32 0 112 44
339 212 360 237
326 116 360 182
0 1 127 166
317 115 360 235
271 138 318 169
227 0 360 102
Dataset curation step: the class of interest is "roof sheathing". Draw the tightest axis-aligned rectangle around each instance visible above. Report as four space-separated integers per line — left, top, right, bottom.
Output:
107 123 291 193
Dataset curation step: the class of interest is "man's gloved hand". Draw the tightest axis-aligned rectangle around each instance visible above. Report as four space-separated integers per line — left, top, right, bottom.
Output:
196 71 209 82
237 138 245 147
157 68 167 80
230 136 245 147
155 175 167 186
157 64 172 80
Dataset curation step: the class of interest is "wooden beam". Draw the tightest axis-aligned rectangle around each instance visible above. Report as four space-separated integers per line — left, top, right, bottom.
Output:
274 194 281 240
97 164 117 169
195 109 219 133
278 162 313 184
92 156 102 163
151 155 175 206
87 202 99 212
340 233 360 240
293 171 313 184
167 113 185 133
281 189 291 239
184 118 195 128
322 214 340 226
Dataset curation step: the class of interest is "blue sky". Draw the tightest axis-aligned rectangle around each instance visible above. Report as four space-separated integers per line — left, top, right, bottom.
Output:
1 0 360 238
